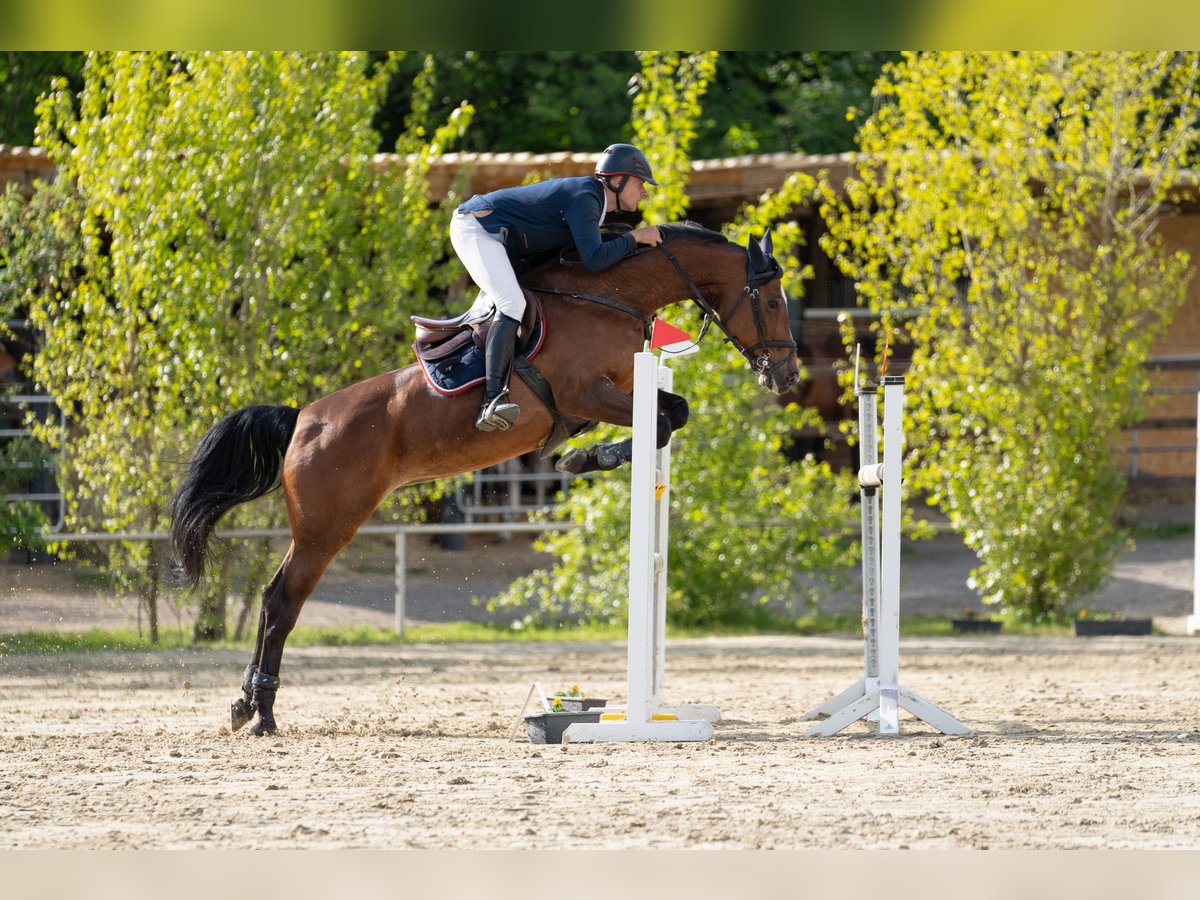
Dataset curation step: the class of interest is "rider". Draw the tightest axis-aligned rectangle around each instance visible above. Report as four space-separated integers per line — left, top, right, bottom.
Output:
450 143 663 432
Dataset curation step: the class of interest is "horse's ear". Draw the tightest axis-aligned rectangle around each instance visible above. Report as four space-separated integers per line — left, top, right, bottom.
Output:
760 230 774 257
747 233 768 271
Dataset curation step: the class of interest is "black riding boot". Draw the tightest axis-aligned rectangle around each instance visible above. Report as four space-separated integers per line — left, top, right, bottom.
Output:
476 314 521 432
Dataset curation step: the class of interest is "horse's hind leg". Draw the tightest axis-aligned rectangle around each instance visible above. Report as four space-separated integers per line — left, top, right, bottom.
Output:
250 542 342 736
230 552 289 732
229 538 343 736
230 567 278 731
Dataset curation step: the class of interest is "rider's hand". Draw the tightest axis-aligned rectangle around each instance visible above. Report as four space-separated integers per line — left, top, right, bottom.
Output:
630 226 662 247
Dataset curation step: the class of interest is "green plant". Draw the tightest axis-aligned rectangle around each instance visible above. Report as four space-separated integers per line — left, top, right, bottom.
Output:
0 436 48 554
823 51 1200 622
8 52 472 641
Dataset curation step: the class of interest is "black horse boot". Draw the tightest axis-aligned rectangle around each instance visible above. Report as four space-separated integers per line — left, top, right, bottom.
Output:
555 439 634 475
230 664 257 731
248 671 281 736
475 314 521 432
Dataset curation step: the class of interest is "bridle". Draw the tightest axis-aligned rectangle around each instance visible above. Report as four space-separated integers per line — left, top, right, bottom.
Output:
531 237 797 380
656 243 797 380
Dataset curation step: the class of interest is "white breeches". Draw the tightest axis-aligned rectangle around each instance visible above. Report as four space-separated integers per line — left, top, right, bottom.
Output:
450 211 527 320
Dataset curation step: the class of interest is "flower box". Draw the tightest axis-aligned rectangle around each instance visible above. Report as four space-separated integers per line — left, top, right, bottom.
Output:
951 618 1003 634
1073 617 1152 637
550 697 608 712
523 710 603 744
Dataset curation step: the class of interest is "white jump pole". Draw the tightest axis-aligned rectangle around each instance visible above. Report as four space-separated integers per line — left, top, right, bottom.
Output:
1188 388 1200 636
801 373 970 737
564 352 718 743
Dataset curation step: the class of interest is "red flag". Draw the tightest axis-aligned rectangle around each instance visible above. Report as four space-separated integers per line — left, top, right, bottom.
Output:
650 318 694 352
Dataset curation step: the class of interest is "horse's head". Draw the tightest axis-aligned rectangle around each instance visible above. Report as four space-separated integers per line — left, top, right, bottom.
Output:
665 227 799 394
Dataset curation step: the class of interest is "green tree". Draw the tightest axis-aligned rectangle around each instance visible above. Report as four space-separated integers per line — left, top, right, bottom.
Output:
377 51 633 154
3 52 894 158
11 51 470 641
2 175 84 557
699 51 900 156
629 51 719 224
0 52 84 145
372 51 893 158
822 51 1200 621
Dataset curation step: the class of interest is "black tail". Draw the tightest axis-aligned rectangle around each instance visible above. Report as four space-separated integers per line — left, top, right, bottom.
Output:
169 404 300 587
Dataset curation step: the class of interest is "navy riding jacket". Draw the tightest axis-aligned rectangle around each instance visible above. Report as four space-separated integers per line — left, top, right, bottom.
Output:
457 176 637 272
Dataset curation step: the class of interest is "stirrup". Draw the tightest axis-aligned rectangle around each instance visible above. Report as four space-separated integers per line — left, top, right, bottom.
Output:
476 393 520 432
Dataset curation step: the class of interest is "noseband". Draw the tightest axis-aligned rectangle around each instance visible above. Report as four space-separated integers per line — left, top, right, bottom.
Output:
657 244 797 378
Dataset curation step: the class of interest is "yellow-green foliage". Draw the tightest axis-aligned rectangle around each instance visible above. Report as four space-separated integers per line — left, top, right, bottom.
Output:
630 51 719 225
6 52 472 634
823 51 1199 620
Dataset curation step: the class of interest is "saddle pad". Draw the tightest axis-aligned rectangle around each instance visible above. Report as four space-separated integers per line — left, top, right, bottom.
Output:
415 316 547 396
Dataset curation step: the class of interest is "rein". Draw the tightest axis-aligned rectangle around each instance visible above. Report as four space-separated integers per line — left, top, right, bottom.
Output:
525 286 655 342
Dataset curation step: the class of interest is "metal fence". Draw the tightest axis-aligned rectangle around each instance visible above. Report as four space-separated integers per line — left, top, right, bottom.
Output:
42 520 577 637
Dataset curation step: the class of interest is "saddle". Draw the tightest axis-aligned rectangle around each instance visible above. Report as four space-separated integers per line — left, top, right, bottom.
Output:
412 289 542 362
411 290 594 458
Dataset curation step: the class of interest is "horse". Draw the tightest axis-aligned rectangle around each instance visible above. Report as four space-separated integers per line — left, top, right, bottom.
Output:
168 222 800 736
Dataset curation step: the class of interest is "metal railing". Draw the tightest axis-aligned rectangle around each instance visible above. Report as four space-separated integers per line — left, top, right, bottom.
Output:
454 456 580 523
2 319 65 530
38 520 577 637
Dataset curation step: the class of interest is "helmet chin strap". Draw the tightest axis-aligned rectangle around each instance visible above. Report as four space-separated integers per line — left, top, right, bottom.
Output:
603 174 630 212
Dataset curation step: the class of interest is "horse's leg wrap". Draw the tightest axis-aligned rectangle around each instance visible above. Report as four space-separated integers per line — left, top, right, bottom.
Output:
248 671 281 736
556 439 633 475
230 664 257 732
595 439 633 470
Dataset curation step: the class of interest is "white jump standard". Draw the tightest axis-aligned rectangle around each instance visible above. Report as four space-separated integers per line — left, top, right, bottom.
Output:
564 352 720 743
801 374 970 737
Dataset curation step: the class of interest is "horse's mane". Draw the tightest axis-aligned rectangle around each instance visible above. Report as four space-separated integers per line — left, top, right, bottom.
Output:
658 221 730 246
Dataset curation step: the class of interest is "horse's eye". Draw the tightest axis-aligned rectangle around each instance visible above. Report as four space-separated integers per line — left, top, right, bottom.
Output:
766 297 780 310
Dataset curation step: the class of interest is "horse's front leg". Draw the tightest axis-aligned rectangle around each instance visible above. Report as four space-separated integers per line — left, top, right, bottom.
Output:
658 388 689 433
556 383 684 475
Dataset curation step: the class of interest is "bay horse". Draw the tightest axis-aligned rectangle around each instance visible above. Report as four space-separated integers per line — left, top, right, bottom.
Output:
168 222 799 735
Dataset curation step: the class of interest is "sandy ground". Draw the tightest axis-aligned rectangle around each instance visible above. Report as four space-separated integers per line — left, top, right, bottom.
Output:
2 517 1199 850
2 634 1200 850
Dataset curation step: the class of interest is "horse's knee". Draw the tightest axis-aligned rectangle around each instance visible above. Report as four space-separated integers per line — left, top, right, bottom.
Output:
658 391 689 431
655 414 673 449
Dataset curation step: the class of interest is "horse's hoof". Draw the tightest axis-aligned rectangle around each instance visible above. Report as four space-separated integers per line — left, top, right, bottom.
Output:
231 698 255 732
249 715 277 736
555 449 588 474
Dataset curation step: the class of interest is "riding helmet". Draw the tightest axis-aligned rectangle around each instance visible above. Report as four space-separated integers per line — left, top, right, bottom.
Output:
595 143 659 185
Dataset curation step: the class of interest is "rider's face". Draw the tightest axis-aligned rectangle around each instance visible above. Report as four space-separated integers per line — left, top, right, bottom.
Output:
619 176 649 208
